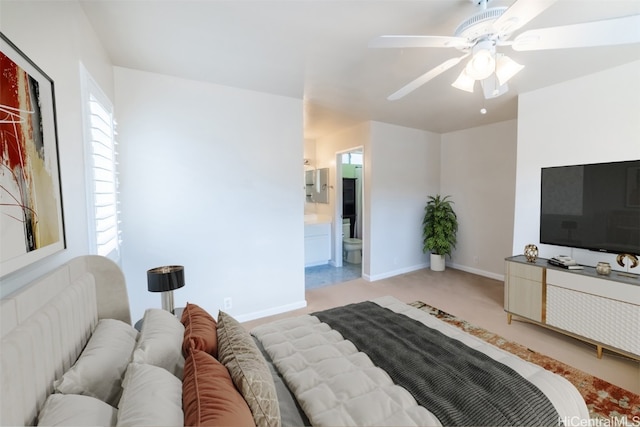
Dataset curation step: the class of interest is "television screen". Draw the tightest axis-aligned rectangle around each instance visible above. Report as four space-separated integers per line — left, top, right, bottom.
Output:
540 160 640 255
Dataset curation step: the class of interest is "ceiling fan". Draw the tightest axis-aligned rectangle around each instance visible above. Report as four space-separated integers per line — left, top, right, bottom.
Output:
370 0 640 100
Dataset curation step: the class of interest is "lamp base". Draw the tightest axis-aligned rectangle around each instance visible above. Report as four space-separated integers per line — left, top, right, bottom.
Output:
161 291 175 314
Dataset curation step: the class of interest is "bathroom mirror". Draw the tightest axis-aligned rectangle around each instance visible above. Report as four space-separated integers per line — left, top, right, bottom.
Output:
305 168 329 203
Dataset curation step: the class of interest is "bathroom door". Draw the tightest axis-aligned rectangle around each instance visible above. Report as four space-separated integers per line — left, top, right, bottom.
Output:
343 178 357 238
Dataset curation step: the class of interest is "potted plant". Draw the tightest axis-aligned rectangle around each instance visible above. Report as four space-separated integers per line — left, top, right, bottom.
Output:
422 195 458 271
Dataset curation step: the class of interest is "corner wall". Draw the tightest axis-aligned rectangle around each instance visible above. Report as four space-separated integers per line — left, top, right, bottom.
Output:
441 120 518 279
367 121 440 279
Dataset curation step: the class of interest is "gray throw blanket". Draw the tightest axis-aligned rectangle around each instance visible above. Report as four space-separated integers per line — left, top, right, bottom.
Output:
314 301 561 427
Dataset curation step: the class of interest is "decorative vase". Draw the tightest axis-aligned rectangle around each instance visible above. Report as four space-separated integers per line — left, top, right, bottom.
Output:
524 244 538 262
596 262 611 276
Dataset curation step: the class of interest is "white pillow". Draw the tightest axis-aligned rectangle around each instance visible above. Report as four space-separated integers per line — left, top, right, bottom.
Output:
37 394 117 426
132 309 184 378
116 363 183 427
54 318 138 406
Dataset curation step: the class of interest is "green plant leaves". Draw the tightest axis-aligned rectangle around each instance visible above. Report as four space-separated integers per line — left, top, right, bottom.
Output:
422 195 458 257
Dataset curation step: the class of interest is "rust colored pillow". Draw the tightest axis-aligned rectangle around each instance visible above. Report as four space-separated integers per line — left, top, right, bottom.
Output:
182 349 255 427
181 303 218 358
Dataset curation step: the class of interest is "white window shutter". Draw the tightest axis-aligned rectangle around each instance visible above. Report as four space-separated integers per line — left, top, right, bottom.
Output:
81 65 121 261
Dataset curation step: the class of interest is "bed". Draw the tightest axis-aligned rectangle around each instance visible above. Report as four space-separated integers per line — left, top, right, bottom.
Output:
251 297 590 427
0 255 589 426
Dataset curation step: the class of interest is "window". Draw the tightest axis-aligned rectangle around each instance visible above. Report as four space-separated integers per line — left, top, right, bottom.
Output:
81 65 121 261
341 152 363 165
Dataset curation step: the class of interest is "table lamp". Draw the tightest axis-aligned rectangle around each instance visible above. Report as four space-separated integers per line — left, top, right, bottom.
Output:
147 265 185 313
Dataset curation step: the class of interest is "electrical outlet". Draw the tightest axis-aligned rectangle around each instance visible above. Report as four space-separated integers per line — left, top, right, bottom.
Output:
223 297 232 310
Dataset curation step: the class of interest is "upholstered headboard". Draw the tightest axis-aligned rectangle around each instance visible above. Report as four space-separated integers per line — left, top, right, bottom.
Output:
0 255 131 426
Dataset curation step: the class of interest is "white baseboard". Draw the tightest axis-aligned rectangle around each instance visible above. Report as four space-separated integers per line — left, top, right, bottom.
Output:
364 262 429 281
305 261 329 268
237 264 501 322
363 262 504 282
449 262 504 281
234 299 307 323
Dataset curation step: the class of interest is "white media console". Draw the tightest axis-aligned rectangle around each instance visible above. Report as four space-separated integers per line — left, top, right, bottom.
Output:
504 255 640 360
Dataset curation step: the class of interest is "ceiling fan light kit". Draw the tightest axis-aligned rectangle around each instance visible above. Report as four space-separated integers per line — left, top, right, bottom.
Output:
465 40 496 80
495 54 525 86
370 0 640 101
481 75 509 99
451 69 476 93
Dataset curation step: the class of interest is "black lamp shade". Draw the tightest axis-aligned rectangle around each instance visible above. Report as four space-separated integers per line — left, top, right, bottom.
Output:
147 265 185 292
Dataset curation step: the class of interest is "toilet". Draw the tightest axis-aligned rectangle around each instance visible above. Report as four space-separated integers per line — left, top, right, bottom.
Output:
342 222 362 264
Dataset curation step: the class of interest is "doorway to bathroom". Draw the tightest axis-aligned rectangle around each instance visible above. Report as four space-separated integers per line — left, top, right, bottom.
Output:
335 147 363 273
303 147 364 290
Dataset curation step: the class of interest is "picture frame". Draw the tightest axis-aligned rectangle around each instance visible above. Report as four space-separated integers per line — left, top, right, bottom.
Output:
1 32 66 277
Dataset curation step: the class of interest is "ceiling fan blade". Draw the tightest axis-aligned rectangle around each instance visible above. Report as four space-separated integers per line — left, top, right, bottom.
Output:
512 14 640 51
369 35 471 49
492 0 557 37
388 54 469 101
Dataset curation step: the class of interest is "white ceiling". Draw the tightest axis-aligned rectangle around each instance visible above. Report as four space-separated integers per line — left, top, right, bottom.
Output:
79 0 640 138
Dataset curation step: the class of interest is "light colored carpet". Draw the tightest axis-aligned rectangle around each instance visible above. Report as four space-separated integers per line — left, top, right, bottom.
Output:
243 266 640 395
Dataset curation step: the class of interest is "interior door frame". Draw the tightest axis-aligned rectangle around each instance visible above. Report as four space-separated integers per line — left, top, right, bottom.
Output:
333 146 364 270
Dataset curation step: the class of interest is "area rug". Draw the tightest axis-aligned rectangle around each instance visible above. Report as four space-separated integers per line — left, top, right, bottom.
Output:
409 301 640 422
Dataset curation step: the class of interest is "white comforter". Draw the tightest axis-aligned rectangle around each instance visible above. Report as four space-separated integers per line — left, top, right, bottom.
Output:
251 296 589 427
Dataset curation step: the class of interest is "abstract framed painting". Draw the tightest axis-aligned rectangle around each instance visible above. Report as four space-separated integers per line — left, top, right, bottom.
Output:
1 32 65 277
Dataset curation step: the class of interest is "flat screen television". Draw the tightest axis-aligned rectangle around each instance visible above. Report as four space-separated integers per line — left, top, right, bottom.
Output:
540 159 640 256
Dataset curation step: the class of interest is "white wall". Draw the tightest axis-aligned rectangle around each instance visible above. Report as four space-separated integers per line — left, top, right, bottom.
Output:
514 60 640 270
367 121 440 280
0 1 114 296
114 67 305 322
441 120 518 279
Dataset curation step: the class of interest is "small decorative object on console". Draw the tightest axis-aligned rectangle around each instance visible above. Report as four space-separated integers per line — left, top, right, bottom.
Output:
548 256 583 270
524 244 538 262
596 262 612 276
616 253 639 269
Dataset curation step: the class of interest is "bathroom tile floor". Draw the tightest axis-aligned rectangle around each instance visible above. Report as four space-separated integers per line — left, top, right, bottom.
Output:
305 262 362 290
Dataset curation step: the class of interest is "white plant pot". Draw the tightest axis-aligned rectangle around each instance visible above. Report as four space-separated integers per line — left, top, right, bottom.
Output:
430 253 445 271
